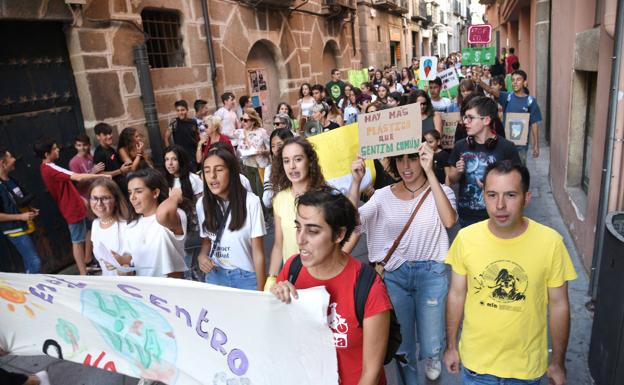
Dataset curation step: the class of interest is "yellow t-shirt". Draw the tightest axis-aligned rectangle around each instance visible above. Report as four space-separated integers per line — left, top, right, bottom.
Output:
445 219 577 379
273 189 299 262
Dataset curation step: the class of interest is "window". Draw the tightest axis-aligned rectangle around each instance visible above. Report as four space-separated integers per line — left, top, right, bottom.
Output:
141 9 184 68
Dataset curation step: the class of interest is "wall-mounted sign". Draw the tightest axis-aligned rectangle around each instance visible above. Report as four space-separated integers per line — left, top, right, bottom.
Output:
468 24 492 44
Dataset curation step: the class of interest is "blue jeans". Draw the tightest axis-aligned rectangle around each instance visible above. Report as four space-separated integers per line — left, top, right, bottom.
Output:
384 260 448 385
8 234 41 273
205 267 257 290
461 367 542 385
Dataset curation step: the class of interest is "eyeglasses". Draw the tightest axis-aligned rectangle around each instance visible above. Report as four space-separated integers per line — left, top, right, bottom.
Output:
462 115 485 123
241 118 251 122
273 121 284 126
90 196 114 204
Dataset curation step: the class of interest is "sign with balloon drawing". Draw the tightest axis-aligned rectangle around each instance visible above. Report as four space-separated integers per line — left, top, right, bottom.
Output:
419 56 438 81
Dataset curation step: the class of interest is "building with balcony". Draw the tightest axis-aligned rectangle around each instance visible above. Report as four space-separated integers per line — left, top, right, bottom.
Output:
0 0 361 272
357 0 409 68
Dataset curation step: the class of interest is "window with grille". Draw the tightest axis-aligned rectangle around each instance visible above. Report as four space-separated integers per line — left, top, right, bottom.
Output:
141 9 184 68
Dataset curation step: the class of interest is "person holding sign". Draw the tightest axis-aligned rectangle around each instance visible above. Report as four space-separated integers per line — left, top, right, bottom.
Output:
88 178 131 276
477 68 542 163
196 146 266 290
410 90 443 135
125 169 188 278
265 137 327 290
347 144 457 383
271 188 392 385
447 96 521 228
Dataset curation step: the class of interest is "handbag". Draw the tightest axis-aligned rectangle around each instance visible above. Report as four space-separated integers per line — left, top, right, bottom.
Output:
373 187 432 278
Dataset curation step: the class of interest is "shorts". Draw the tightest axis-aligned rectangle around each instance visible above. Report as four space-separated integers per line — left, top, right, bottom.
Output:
68 218 87 243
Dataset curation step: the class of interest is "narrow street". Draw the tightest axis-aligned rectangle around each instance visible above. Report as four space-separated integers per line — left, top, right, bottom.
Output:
0 140 595 385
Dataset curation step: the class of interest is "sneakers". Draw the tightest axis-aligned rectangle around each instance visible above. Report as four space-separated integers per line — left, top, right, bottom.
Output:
425 357 442 381
85 259 102 275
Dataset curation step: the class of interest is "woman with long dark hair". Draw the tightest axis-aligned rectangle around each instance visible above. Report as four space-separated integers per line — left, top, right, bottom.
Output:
163 145 203 279
124 168 187 277
297 83 315 130
118 127 153 171
196 146 266 290
262 128 295 209
410 90 443 135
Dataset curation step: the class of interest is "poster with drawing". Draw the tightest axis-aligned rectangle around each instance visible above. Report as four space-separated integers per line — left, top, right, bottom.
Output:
419 56 438 81
505 113 530 146
0 273 338 385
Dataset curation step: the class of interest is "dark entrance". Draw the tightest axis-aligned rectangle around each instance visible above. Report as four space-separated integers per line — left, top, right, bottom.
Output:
0 21 84 273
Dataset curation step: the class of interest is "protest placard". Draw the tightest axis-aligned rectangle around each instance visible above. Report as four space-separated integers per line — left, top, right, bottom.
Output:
461 47 496 65
505 112 530 146
348 69 369 89
309 123 375 194
0 273 338 385
439 67 460 99
419 56 438 81
358 103 422 159
441 112 461 150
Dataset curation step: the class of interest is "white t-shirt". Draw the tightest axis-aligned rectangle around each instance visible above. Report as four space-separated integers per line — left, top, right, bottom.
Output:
240 174 253 192
173 173 203 196
125 210 188 277
91 219 130 277
431 97 452 113
196 192 266 272
214 107 239 146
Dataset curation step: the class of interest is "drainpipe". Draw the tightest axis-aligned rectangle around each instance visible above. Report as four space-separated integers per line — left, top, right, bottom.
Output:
200 0 220 111
589 0 623 299
133 44 164 167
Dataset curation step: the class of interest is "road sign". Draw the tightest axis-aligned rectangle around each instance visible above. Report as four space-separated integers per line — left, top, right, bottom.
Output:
468 24 492 44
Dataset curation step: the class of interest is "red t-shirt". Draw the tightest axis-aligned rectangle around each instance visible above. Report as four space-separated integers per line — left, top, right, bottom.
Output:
40 162 86 224
506 54 518 74
278 255 392 385
201 134 234 157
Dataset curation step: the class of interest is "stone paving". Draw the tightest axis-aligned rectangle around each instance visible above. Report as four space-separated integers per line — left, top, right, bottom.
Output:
0 141 595 384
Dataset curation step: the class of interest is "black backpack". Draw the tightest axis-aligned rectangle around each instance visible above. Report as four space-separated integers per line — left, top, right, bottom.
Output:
287 255 405 365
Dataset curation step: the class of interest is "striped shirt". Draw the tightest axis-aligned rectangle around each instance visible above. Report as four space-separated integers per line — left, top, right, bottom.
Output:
358 184 456 271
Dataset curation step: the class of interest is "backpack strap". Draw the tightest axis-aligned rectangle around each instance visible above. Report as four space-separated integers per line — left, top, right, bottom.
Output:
287 254 303 284
354 263 377 328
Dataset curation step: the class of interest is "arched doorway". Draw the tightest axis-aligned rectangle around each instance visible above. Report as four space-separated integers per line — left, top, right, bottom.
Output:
322 40 341 79
246 41 280 127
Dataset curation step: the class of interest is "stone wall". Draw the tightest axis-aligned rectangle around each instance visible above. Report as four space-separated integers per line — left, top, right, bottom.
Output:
357 3 406 68
62 0 360 143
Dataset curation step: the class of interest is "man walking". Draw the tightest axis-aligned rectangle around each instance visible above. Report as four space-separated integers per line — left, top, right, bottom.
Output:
444 160 576 385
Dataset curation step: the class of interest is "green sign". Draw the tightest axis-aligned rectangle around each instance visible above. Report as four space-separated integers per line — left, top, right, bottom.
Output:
348 69 369 88
461 47 496 65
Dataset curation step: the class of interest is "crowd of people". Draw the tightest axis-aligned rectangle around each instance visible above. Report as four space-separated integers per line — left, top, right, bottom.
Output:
1 48 576 385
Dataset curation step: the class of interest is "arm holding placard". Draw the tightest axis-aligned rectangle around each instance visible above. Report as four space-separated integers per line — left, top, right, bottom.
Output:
419 144 457 228
433 112 443 134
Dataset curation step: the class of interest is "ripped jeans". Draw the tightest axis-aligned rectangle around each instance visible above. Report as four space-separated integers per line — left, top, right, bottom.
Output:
384 260 449 385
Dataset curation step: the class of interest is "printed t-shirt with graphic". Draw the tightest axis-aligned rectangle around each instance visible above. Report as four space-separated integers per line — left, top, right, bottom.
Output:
91 219 130 277
445 219 577 379
498 91 542 148
273 188 299 262
214 107 239 147
40 162 86 225
277 255 392 385
196 191 266 272
93 145 125 190
69 153 94 199
325 80 346 100
124 210 188 277
448 137 520 222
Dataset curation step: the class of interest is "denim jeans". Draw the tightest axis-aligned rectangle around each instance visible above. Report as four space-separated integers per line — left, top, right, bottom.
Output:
205 267 257 290
8 234 41 273
384 260 448 385
461 367 542 385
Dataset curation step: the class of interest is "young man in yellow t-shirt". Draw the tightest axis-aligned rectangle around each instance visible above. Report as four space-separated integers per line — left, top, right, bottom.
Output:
443 160 577 385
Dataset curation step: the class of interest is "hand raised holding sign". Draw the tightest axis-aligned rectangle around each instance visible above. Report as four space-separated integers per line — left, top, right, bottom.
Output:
418 143 435 176
351 156 366 184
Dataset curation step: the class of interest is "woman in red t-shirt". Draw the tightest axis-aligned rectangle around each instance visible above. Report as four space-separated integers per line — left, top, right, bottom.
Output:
272 189 392 385
196 115 233 164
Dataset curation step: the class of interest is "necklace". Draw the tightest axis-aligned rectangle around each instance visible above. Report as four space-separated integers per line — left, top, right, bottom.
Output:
100 217 116 226
402 178 428 198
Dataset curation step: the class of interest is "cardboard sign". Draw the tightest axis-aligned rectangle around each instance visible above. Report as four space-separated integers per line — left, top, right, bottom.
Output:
441 112 461 150
461 47 496 65
0 273 339 385
505 112 530 146
419 56 438 81
468 24 492 44
439 68 460 91
348 69 369 89
358 103 422 159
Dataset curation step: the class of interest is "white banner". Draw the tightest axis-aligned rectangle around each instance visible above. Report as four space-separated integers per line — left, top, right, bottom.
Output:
0 273 338 385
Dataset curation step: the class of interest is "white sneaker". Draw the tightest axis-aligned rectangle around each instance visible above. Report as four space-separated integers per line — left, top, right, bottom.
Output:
425 358 442 381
